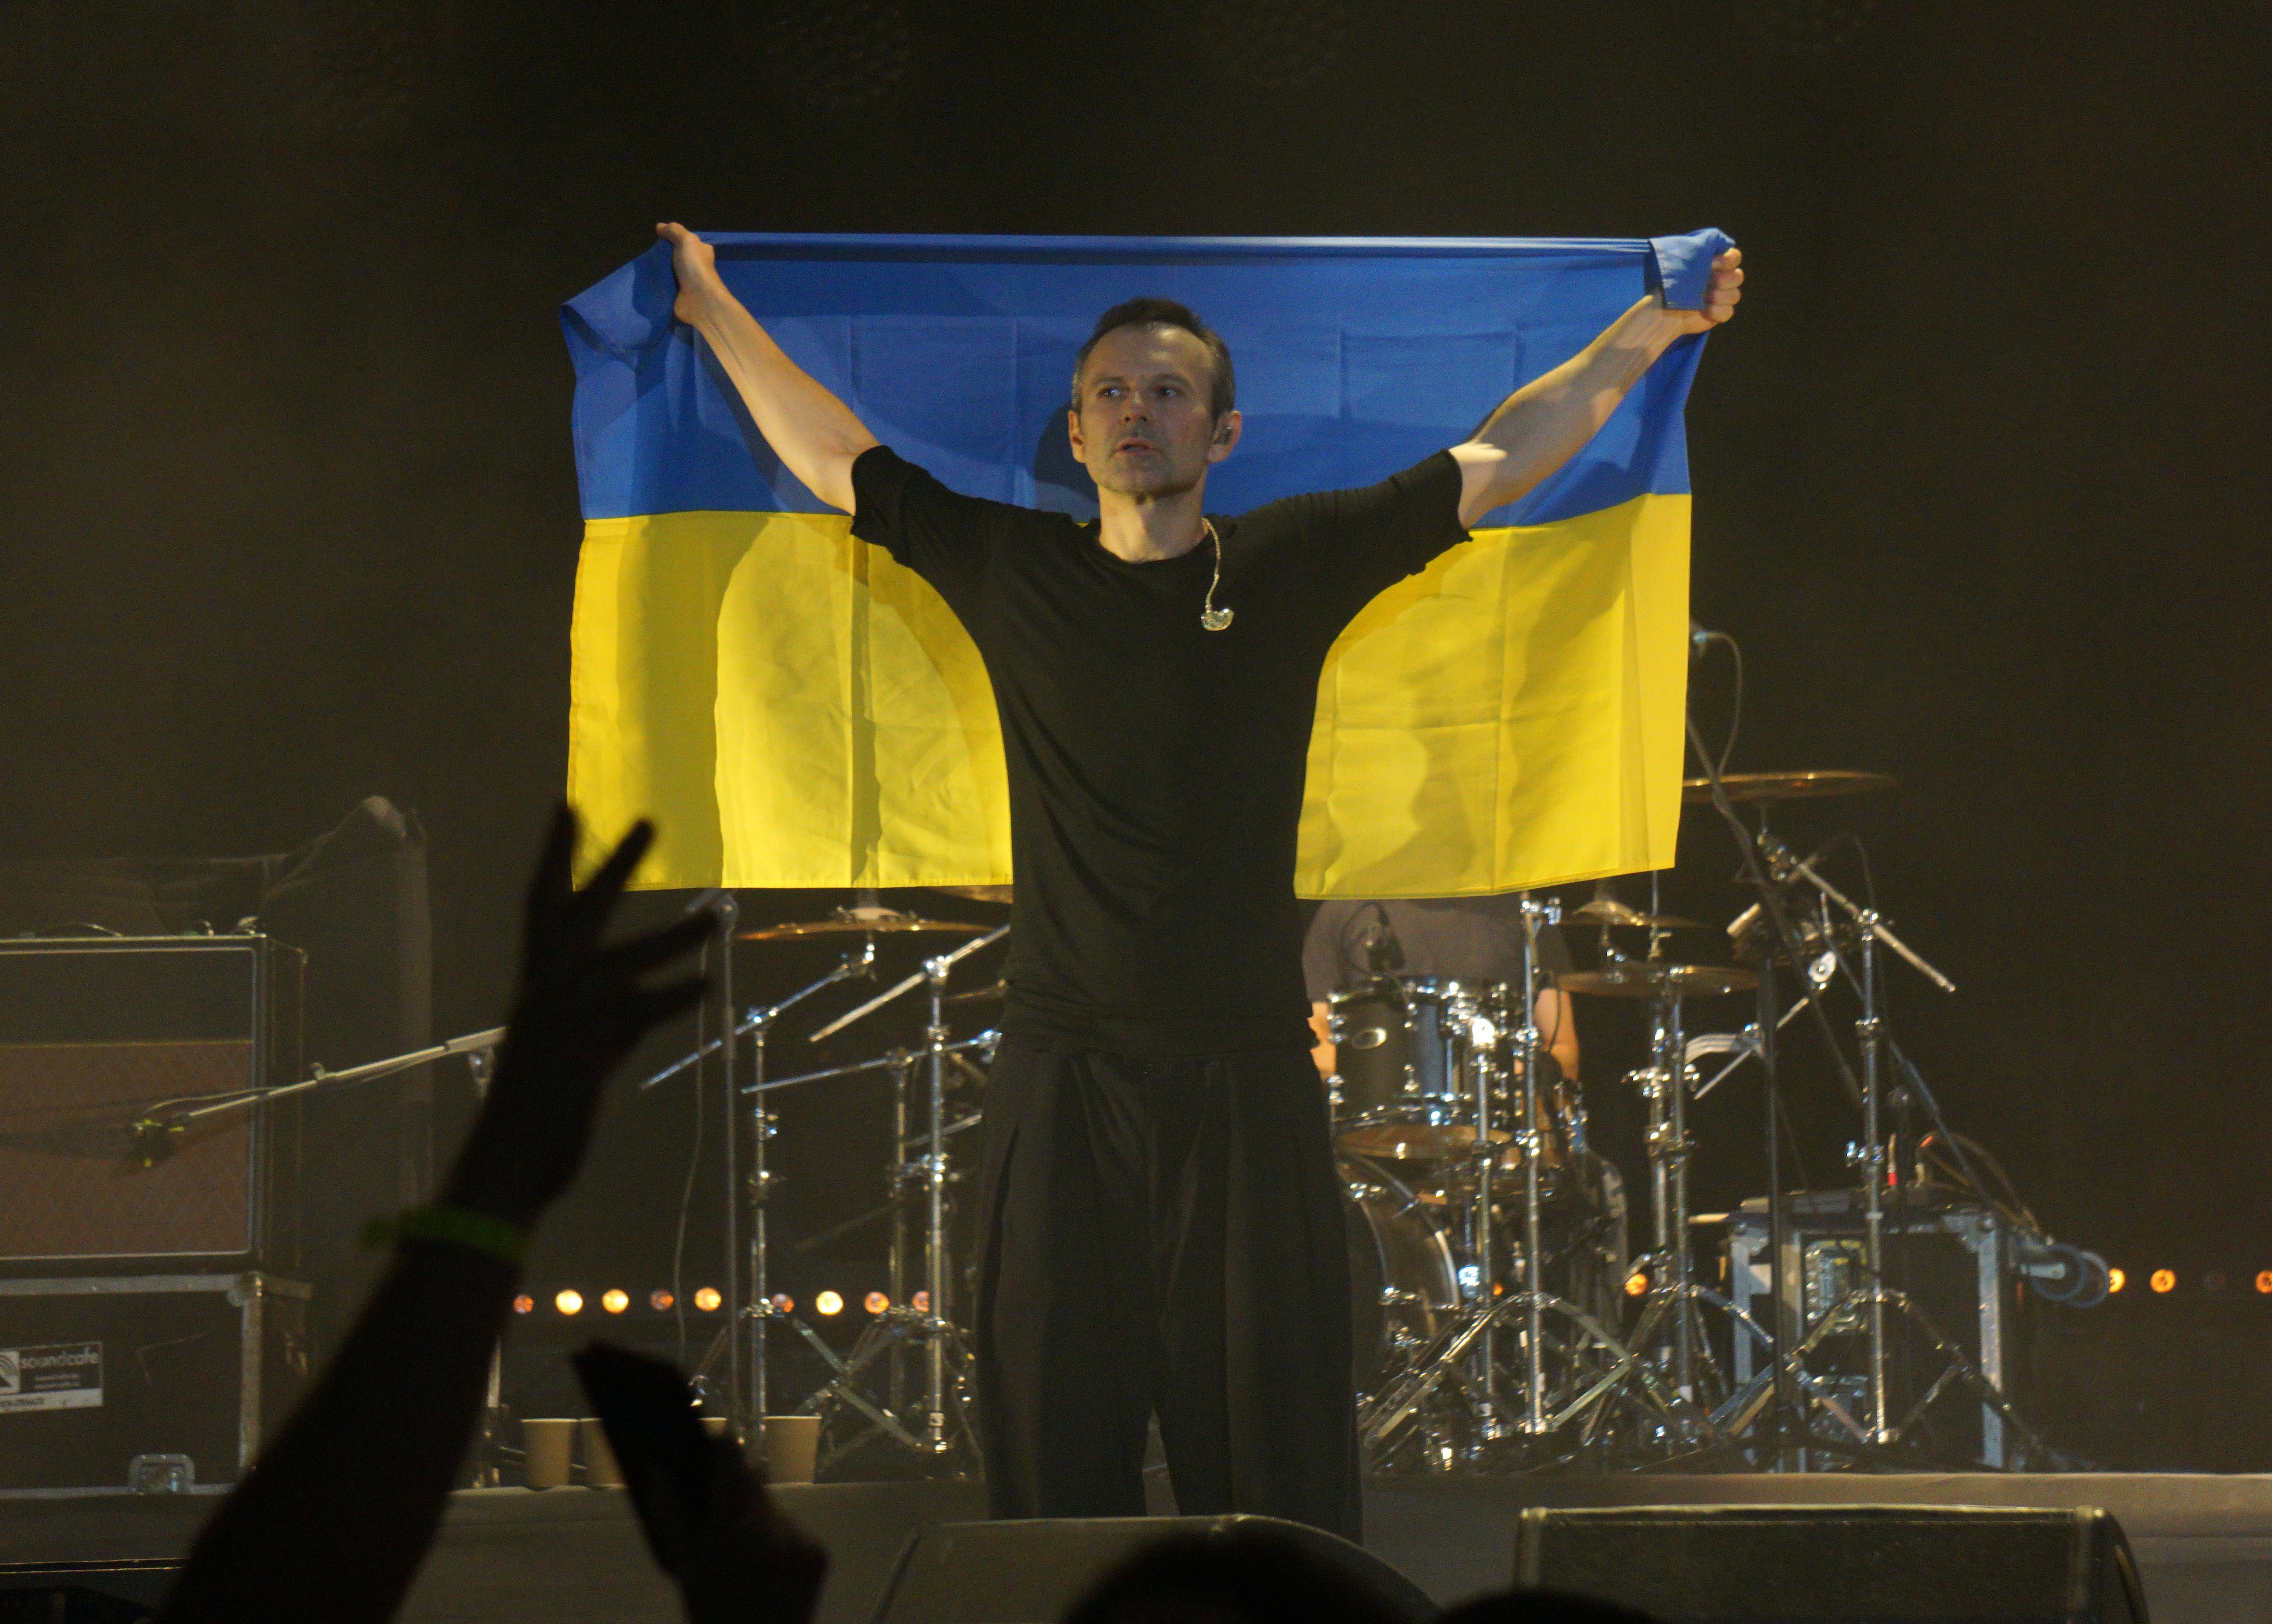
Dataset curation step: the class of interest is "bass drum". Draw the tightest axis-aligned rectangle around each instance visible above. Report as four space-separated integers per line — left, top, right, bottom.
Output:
1341 1154 1462 1393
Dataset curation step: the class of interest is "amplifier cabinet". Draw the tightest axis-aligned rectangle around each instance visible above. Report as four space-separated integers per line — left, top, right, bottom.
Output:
0 936 302 1272
0 1273 310 1497
1726 1194 2016 1466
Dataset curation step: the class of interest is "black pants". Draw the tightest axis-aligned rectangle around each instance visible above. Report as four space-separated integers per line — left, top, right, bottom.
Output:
972 1037 1360 1540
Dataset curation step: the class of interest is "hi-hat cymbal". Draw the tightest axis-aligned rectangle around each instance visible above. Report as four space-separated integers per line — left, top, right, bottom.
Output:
928 884 1014 905
738 911 990 942
1560 963 1759 1000
1682 770 1896 806
1571 899 1705 931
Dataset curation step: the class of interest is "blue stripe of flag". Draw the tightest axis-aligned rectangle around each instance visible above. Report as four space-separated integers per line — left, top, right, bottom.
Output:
563 231 1727 527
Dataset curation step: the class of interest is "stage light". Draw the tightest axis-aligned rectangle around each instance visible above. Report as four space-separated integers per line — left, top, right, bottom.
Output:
816 1290 844 1316
2257 1272 2272 1295
771 1293 794 1312
512 1295 534 1314
865 1291 890 1314
2150 1269 2176 1294
912 1290 930 1313
555 1290 584 1315
2106 1268 2126 1293
1624 1271 1650 1298
602 1289 630 1315
651 1289 675 1311
693 1287 722 1312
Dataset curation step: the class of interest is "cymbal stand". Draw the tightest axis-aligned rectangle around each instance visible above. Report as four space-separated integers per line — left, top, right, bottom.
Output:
1640 991 1696 1390
636 937 880 1437
914 928 1003 1455
760 924 1005 1471
737 941 878 1435
804 923 1008 1460
1510 896 1555 1434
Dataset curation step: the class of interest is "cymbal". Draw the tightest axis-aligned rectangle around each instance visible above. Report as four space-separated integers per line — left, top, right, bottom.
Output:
1571 899 1705 931
738 911 990 942
945 980 1008 1004
1560 963 1759 1000
928 884 1014 905
1682 770 1896 806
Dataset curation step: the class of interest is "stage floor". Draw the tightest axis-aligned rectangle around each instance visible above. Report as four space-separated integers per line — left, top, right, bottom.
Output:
4 1472 2268 1623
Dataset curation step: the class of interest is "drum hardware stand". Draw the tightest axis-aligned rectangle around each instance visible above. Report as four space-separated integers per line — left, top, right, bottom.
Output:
708 895 742 1429
1597 980 1756 1452
1508 898 1553 1435
754 926 1005 1471
638 932 881 1440
739 1031 999 1467
1358 899 1689 1462
802 927 1005 1465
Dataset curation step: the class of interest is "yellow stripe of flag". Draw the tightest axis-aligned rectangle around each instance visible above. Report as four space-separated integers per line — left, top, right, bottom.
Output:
567 496 1687 896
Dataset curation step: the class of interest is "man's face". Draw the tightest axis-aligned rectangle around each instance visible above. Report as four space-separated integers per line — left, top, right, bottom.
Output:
1068 324 1241 499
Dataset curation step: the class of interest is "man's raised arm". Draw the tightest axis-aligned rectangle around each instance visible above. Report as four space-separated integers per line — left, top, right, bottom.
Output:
1448 248 1743 529
657 223 879 515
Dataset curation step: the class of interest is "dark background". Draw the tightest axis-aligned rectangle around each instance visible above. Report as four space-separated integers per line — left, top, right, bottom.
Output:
2 0 2269 1457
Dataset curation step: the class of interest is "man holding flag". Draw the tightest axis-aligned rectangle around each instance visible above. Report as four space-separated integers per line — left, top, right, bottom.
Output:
653 221 1740 1534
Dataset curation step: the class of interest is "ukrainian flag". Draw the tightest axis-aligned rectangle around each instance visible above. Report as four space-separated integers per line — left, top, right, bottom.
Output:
561 231 1728 896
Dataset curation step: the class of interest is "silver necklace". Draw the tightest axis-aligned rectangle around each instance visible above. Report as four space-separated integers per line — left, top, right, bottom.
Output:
1200 518 1234 632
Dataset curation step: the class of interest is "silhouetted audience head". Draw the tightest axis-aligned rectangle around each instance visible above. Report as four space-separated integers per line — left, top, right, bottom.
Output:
1062 1527 1412 1624
1439 1590 1662 1624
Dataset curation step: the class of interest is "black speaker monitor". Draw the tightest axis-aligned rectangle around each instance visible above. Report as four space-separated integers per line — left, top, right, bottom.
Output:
872 1515 1434 1624
0 1558 179 1623
1515 1505 2147 1624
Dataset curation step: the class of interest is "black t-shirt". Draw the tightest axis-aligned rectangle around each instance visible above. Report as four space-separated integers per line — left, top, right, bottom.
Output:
850 445 1470 1056
1302 897 1575 1004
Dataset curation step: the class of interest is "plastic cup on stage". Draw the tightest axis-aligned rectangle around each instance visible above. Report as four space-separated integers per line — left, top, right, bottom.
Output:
521 1418 576 1489
762 1415 821 1485
699 1415 732 1440
580 1417 626 1487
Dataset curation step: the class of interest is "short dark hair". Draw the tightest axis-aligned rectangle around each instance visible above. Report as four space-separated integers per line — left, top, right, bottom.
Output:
1071 297 1237 420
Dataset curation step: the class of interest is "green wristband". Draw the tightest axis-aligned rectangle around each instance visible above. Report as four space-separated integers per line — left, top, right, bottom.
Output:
360 1204 530 1268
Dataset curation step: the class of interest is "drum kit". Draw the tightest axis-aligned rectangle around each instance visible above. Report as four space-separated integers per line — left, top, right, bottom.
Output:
639 767 2042 1476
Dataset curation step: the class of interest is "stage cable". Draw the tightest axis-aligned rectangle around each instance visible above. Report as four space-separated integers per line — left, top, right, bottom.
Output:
1694 626 1745 774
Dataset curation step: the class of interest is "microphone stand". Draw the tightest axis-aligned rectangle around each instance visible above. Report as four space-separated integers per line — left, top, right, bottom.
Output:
1684 669 1866 1467
126 1026 509 1155
1762 837 2046 1462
